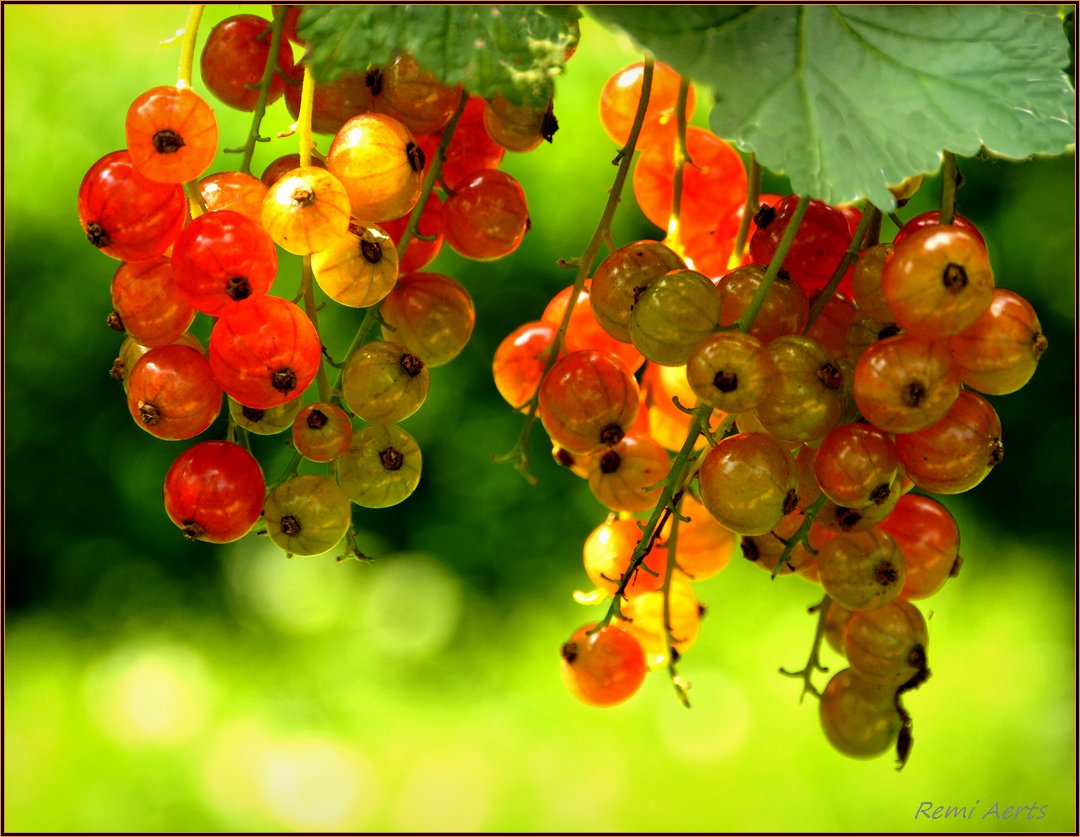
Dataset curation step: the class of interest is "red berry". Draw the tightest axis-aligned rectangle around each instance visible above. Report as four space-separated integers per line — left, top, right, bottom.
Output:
163 440 265 542
200 14 296 111
78 150 187 261
125 86 218 183
209 296 321 409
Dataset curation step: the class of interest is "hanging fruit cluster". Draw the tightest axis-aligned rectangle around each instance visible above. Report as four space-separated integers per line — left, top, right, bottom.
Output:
77 6 1061 771
79 6 557 560
512 59 1049 767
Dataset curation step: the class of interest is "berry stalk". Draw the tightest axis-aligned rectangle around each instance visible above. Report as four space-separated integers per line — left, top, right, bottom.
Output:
495 58 657 479
236 6 288 174
939 150 961 225
779 594 832 700
664 74 692 253
737 194 810 331
804 203 879 330
175 4 204 89
728 153 761 270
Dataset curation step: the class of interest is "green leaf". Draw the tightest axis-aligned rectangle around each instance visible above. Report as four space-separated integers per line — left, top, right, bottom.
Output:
297 5 581 107
588 5 1076 210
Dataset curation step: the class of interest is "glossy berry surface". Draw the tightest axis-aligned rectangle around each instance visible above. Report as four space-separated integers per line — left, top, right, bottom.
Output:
125 86 218 183
312 221 399 309
543 284 645 374
633 127 746 236
818 528 906 612
263 474 352 556
881 224 994 338
756 335 846 443
853 334 960 434
341 341 430 424
110 257 194 348
199 171 268 223
418 95 504 188
444 169 529 261
336 423 422 508
162 440 265 543
814 422 900 509
200 14 295 111
380 193 445 273
819 669 900 758
716 264 809 345
78 150 187 261
209 296 321 409
373 52 463 136
947 288 1047 394
582 518 669 598
589 239 685 343
844 599 929 686
492 320 558 409
879 493 960 600
698 432 798 536
537 350 640 453
559 623 647 707
378 271 475 367
750 196 852 293
629 269 721 366
262 166 352 256
621 578 701 668
483 95 553 153
284 66 373 135
587 435 670 513
171 210 278 316
126 344 222 440
895 390 1003 494
292 402 353 463
328 113 425 221
599 60 696 148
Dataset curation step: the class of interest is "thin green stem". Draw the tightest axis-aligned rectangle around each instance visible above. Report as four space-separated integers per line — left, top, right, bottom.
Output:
298 64 315 168
176 5 204 89
769 493 826 580
736 194 810 332
399 89 469 258
666 75 692 252
939 151 960 225
728 154 761 270
494 58 656 480
184 180 208 216
301 257 331 403
661 494 691 708
805 203 879 330
597 402 712 626
237 7 287 174
779 594 832 701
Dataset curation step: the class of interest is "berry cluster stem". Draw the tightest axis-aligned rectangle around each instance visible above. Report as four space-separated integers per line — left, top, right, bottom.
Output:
597 402 711 626
297 64 316 168
398 89 469 257
728 154 761 270
778 594 832 700
495 57 656 479
175 4 204 89
737 194 810 332
665 75 692 254
939 150 961 225
236 6 287 175
804 202 880 330
660 495 691 707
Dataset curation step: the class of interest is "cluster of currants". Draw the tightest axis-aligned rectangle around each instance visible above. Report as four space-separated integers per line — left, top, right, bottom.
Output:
492 61 1047 765
77 7 551 558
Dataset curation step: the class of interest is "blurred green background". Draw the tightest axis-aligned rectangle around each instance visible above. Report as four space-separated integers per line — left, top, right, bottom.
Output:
4 5 1075 832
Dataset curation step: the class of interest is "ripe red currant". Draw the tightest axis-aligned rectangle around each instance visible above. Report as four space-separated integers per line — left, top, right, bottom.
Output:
162 440 265 543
